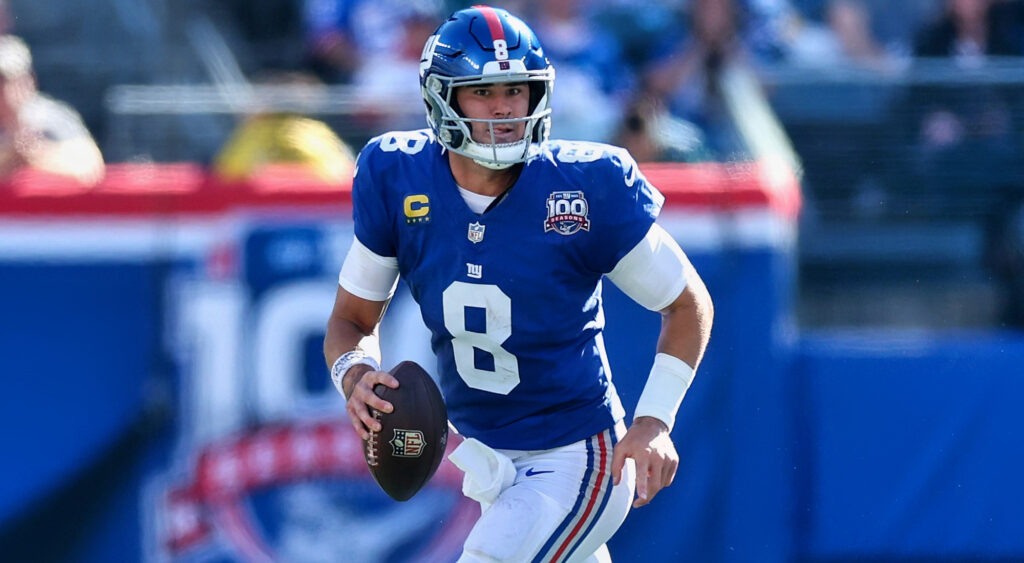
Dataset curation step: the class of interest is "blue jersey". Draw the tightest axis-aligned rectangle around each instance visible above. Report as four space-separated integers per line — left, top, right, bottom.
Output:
351 129 664 450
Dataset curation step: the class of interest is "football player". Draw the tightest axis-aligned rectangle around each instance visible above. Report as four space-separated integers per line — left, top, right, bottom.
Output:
324 6 713 562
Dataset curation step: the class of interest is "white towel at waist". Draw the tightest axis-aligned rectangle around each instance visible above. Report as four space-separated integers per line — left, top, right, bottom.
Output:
447 437 517 512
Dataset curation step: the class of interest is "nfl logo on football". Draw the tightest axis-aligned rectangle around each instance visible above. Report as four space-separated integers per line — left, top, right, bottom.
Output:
391 429 425 457
544 191 591 235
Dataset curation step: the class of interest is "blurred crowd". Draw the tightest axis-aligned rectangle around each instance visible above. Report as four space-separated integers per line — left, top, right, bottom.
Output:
0 0 1022 185
0 34 104 186
294 0 1024 162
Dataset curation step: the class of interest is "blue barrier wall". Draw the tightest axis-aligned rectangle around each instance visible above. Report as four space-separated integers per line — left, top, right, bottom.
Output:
604 246 798 563
796 331 1024 561
0 262 161 525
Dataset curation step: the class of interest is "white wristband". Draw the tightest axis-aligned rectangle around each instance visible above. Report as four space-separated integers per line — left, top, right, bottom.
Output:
331 350 381 399
633 353 696 432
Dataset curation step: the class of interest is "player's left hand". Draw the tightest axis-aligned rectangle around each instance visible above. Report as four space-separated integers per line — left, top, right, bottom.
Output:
611 416 678 508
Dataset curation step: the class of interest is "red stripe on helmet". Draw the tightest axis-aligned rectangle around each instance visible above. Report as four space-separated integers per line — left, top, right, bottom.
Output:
473 5 506 42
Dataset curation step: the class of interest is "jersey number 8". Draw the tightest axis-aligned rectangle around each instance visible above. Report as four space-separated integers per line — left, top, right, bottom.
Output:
441 281 520 394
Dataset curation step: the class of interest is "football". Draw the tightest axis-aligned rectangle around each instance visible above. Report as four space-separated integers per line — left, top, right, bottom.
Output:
363 360 448 501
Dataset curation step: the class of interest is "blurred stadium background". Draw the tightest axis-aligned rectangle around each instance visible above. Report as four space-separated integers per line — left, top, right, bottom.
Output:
2 0 1023 561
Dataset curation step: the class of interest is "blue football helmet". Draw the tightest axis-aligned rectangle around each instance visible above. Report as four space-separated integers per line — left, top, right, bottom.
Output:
419 6 554 169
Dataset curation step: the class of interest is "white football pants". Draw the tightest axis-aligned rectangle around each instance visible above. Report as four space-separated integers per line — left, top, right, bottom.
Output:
456 422 635 563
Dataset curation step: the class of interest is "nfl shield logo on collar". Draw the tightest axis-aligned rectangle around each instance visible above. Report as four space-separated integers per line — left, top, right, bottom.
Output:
467 222 486 243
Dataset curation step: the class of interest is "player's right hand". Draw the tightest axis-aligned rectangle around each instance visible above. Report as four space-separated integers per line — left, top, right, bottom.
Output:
611 416 678 508
345 367 399 440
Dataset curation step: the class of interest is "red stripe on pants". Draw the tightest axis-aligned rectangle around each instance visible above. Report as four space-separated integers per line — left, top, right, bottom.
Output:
549 431 608 562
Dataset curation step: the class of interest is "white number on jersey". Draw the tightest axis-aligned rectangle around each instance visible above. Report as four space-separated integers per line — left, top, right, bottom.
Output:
556 142 603 164
379 131 429 155
441 281 520 394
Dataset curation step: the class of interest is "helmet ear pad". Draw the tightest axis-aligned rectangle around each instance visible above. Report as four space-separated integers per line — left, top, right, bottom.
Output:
528 81 547 141
447 91 466 148
423 80 465 149
528 82 544 114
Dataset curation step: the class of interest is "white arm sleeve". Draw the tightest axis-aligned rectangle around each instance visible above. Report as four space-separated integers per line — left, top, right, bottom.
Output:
607 223 689 311
338 237 400 302
634 353 696 431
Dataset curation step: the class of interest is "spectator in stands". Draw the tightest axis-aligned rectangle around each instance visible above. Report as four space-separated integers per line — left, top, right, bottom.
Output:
914 0 1022 61
303 0 362 83
302 0 442 84
742 0 799 63
214 72 355 183
588 0 683 72
0 35 104 185
910 0 1020 161
347 4 441 132
528 0 633 142
614 96 713 163
644 0 753 160
786 0 895 70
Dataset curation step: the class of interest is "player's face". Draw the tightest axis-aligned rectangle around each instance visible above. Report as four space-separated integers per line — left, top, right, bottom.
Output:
455 83 530 144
